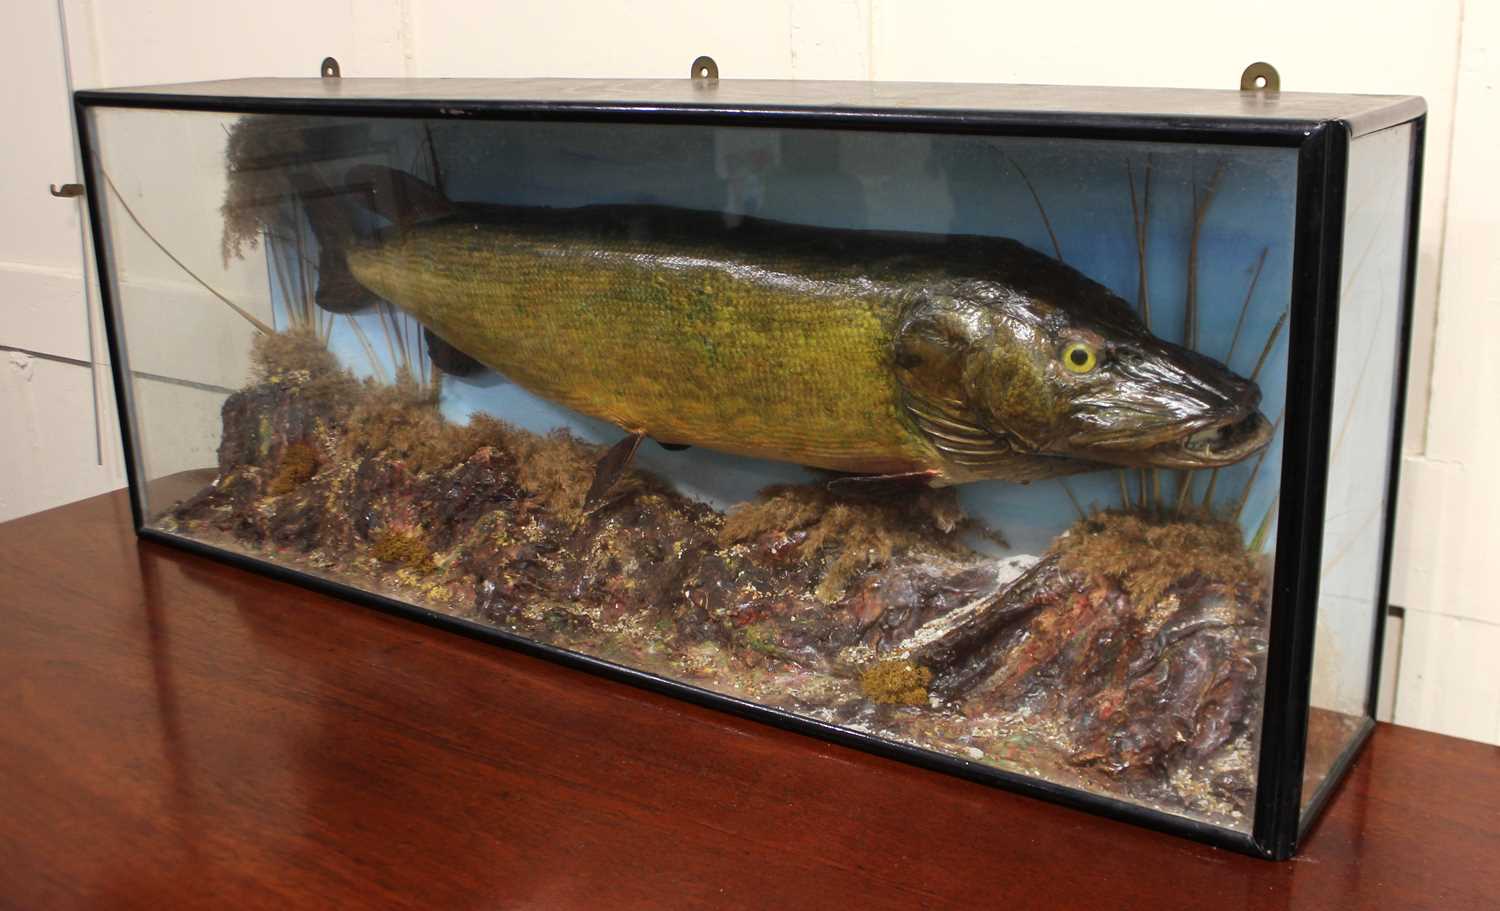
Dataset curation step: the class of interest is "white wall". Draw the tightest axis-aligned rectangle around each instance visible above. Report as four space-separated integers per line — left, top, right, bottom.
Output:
2 0 1495 743
0 0 124 520
1388 0 1500 745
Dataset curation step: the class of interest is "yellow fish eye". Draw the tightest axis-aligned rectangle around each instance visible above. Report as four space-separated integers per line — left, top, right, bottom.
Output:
1062 342 1098 374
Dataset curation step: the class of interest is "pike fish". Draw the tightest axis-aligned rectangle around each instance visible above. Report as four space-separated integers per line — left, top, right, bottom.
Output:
301 166 1273 494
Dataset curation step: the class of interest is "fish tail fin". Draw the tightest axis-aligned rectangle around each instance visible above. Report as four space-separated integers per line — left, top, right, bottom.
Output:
293 165 486 377
286 170 380 315
290 165 459 315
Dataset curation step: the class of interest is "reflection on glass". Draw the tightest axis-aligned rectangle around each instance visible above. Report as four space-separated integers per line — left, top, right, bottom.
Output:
89 107 1302 833
1303 123 1415 812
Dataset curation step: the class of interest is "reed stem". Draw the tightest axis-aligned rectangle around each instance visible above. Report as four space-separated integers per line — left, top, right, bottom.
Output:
1006 153 1063 262
1224 247 1269 366
101 169 274 335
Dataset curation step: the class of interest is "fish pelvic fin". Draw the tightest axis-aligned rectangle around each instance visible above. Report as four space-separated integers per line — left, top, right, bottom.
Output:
825 469 941 498
583 430 647 513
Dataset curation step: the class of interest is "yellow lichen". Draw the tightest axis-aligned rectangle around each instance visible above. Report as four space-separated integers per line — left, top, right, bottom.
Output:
1055 509 1264 607
860 660 933 706
371 526 434 574
267 441 319 495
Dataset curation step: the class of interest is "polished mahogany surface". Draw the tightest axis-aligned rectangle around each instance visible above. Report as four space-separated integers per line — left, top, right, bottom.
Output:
1 491 1495 910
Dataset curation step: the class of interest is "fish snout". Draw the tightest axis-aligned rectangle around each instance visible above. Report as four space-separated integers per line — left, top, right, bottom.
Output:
1128 341 1272 468
1064 340 1273 469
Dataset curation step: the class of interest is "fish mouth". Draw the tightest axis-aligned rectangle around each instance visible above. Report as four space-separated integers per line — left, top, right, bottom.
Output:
1153 410 1273 468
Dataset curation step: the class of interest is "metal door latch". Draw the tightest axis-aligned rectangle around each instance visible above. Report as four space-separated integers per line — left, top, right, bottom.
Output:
50 183 84 198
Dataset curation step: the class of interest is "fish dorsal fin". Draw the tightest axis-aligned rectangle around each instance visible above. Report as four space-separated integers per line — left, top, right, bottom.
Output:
345 164 456 227
892 295 1016 470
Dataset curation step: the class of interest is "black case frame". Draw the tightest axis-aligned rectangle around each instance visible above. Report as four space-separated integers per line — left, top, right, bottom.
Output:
73 82 1425 860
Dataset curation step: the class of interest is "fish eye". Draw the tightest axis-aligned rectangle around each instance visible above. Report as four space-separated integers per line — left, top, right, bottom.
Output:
1061 341 1098 374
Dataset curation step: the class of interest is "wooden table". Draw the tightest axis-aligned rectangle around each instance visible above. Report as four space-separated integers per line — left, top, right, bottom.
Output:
1 491 1495 910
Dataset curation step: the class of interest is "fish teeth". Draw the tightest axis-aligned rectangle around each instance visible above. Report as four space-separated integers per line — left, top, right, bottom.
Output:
1186 427 1222 448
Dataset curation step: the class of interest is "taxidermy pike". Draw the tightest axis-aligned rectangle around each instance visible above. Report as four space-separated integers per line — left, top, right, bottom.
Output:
298 165 1272 500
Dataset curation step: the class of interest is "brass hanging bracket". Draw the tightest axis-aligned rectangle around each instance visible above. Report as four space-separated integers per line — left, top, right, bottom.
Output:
690 56 719 84
321 57 341 78
1240 62 1280 92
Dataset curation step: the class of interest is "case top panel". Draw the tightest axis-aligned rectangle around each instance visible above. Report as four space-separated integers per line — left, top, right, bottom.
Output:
78 77 1424 138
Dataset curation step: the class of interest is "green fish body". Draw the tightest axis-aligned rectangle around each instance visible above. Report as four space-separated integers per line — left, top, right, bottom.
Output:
339 202 1272 483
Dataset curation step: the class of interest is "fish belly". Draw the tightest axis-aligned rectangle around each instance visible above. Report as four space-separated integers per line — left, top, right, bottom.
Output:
347 223 935 475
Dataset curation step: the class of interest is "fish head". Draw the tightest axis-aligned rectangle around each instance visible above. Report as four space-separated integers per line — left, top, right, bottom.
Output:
897 267 1273 473
1011 306 1274 470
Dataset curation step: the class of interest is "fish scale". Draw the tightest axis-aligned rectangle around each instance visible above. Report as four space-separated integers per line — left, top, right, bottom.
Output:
348 221 940 476
331 195 1271 485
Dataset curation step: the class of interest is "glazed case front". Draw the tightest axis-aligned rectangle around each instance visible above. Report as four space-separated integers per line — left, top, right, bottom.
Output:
74 74 1423 859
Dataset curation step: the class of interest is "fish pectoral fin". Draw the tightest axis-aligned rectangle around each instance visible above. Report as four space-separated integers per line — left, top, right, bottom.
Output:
656 441 691 452
584 430 647 512
422 327 487 377
901 392 1017 470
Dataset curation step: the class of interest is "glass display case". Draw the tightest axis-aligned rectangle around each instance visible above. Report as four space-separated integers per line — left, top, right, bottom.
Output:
74 74 1424 859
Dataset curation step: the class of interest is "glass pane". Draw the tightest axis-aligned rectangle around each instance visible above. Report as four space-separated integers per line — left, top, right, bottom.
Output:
88 106 1298 833
1303 123 1415 813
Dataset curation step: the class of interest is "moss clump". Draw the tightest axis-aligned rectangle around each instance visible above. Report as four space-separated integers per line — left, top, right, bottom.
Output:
251 326 338 381
720 484 968 603
508 429 619 521
221 114 352 265
267 441 319 495
340 372 457 475
1056 510 1263 607
371 526 434 574
250 328 361 405
334 368 613 518
860 660 933 706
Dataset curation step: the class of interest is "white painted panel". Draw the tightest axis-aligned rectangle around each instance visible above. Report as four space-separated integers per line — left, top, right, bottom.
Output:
414 1 834 79
0 261 92 363
0 0 114 522
86 106 273 390
1309 124 1412 717
0 0 92 381
1390 455 1473 616
1392 0 1500 642
0 353 123 523
787 1 872 80
131 375 229 488
0 0 85 273
1395 609 1500 745
113 276 262 391
1375 609 1401 723
63 0 408 88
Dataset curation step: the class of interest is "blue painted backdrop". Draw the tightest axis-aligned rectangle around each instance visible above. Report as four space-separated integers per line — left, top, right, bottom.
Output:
270 119 1296 558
